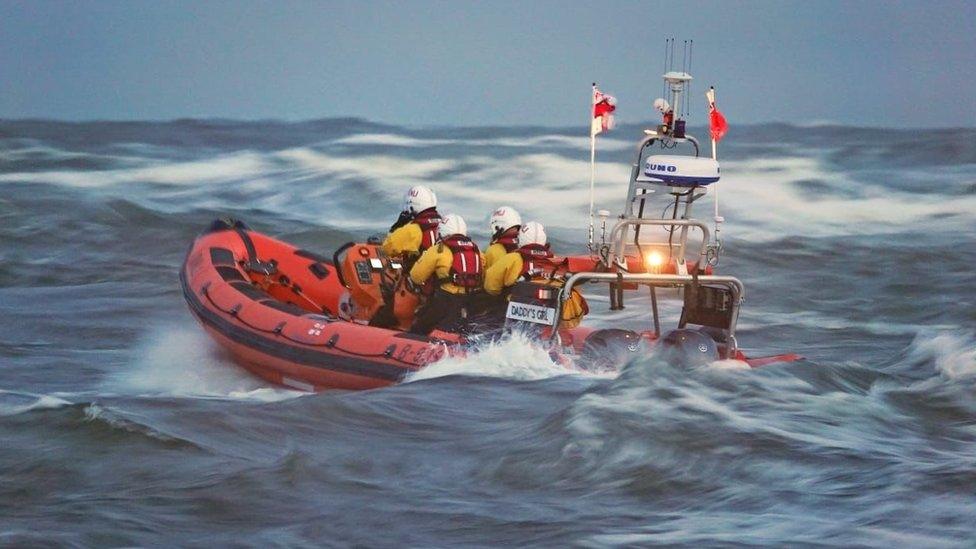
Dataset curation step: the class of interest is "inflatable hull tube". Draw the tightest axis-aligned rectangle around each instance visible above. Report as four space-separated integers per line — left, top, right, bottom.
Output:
180 220 455 391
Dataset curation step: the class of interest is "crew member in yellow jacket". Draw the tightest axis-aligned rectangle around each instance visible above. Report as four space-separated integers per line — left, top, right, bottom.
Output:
381 185 442 260
370 185 442 329
408 214 484 335
482 206 522 269
483 221 588 328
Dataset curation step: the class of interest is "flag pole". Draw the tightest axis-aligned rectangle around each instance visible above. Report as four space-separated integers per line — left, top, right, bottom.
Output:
588 83 597 251
706 86 723 247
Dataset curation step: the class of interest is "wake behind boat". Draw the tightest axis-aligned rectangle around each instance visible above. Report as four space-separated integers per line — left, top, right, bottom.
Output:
180 59 801 391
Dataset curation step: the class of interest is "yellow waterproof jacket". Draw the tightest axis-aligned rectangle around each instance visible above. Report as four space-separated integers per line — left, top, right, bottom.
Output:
409 243 471 295
382 223 423 258
484 252 525 296
483 242 511 270
483 251 588 328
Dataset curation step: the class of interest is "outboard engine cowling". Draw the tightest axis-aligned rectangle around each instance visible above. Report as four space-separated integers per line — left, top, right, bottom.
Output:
581 328 643 370
661 328 719 368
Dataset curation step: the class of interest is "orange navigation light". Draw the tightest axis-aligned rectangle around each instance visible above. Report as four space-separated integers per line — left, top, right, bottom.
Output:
645 251 665 273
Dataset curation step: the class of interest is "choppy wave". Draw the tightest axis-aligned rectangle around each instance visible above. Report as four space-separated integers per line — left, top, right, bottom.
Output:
407 331 617 383
1 118 975 546
2 122 973 243
0 390 72 417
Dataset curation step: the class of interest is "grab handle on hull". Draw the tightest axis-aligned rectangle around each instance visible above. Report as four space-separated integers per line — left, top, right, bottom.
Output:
332 241 356 289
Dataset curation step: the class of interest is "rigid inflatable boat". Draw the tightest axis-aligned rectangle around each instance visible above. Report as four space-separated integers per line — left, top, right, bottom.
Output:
180 220 458 390
180 67 801 391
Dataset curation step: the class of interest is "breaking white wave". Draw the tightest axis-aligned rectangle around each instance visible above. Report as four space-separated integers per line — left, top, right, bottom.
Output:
0 151 270 188
276 147 457 184
907 330 976 381
708 359 752 370
278 148 630 211
720 156 976 240
332 132 634 151
406 332 615 383
2 132 972 245
0 390 72 416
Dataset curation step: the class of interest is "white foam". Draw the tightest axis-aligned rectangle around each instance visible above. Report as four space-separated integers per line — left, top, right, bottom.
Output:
276 147 456 183
719 156 976 240
332 133 450 147
5 134 970 244
406 332 615 383
269 148 631 231
0 151 269 187
275 147 974 241
0 391 72 416
109 322 305 402
908 331 976 381
332 132 633 151
709 359 752 370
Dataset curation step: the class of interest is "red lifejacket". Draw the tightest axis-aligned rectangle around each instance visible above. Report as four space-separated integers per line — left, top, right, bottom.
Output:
441 235 483 290
414 208 441 252
492 226 520 253
518 244 560 280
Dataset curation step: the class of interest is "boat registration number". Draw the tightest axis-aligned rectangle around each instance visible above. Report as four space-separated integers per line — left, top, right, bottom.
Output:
506 302 557 325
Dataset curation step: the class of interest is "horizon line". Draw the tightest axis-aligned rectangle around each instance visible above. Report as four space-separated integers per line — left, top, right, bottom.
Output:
1 116 973 133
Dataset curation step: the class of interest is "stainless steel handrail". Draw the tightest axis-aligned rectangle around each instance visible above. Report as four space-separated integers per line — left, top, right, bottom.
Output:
560 272 743 303
551 272 744 356
608 218 712 268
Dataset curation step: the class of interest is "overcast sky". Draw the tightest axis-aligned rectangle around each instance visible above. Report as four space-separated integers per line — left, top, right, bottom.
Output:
2 0 974 127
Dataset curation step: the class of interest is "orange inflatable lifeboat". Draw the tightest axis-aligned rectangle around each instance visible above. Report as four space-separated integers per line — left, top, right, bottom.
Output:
179 219 458 391
181 219 800 391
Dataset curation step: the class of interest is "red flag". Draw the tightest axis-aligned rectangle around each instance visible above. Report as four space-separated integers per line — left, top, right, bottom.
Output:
709 108 728 142
591 86 616 136
705 86 728 142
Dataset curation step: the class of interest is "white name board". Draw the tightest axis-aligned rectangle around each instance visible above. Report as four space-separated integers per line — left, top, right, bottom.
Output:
506 301 556 326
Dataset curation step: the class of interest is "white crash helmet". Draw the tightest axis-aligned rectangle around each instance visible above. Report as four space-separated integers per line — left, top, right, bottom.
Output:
489 206 522 234
518 221 547 247
438 213 467 238
402 185 437 214
653 98 671 113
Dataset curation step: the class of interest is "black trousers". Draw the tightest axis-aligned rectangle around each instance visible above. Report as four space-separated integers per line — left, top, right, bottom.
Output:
465 292 508 334
368 300 397 329
410 288 475 335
